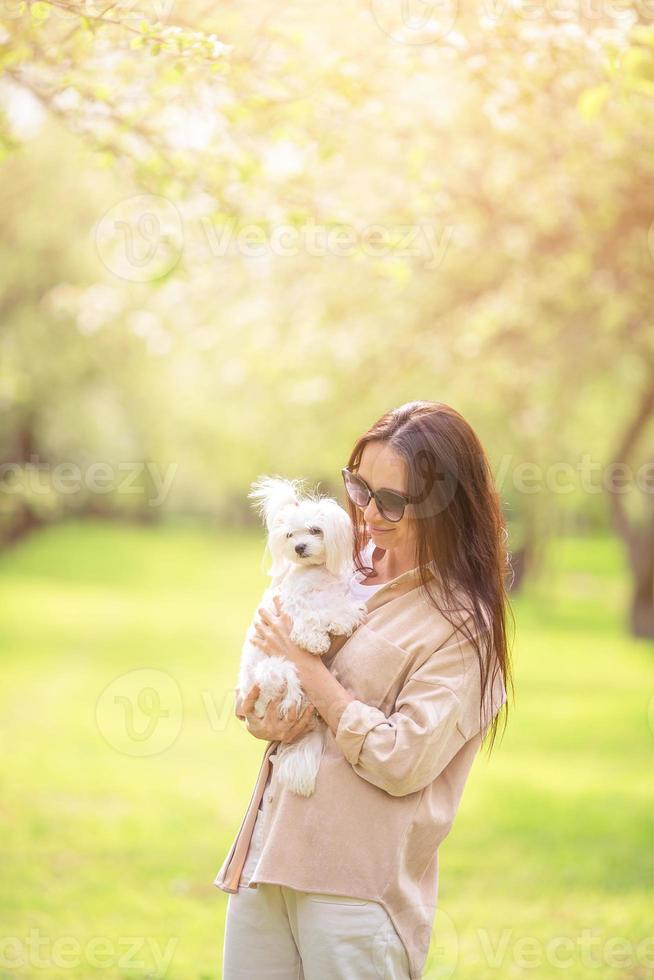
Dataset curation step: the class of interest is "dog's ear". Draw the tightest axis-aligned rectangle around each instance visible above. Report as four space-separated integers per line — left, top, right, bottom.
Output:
249 475 305 580
266 526 292 579
322 502 355 580
248 475 304 531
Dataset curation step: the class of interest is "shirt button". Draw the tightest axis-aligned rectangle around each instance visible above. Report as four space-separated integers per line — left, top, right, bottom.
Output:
266 793 274 804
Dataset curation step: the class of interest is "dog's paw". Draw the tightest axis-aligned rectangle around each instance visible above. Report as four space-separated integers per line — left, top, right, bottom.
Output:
327 621 357 637
309 632 332 654
293 629 331 654
333 610 367 636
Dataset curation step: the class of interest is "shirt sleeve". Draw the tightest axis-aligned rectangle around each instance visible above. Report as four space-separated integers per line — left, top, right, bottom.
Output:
333 625 489 797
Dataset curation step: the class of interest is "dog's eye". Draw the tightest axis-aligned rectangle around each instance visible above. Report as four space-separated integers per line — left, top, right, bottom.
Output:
286 532 293 538
308 527 323 535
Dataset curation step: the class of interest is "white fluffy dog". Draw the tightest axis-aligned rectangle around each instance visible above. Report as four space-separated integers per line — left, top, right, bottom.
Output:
236 475 367 797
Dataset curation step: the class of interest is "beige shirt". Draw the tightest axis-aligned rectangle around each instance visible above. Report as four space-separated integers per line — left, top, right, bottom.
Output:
214 554 507 979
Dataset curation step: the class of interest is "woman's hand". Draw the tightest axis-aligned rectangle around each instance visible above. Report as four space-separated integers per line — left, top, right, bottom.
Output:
240 683 319 744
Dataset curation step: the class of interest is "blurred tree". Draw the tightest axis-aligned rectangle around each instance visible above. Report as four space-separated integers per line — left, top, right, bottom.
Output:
1 2 654 634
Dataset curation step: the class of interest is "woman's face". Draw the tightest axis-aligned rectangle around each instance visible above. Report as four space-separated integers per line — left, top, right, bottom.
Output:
356 441 417 551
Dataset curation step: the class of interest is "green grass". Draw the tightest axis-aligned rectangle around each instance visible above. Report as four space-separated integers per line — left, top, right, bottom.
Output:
0 521 651 979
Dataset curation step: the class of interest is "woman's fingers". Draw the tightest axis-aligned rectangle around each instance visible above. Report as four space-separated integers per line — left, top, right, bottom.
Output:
243 689 317 741
303 705 318 729
283 705 318 742
286 712 307 738
242 684 260 714
264 693 295 722
264 696 282 722
279 699 310 724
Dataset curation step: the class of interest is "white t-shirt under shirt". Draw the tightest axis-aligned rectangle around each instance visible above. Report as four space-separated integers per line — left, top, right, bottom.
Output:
258 540 383 808
348 538 386 600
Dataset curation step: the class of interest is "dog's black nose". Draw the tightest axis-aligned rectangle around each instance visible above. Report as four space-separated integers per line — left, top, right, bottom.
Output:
295 543 307 555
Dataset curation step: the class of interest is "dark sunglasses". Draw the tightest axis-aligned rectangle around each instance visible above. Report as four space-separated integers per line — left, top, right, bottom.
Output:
341 466 416 523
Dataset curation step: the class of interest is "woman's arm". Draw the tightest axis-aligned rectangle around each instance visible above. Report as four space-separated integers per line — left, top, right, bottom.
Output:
252 597 357 735
327 627 504 798
252 599 502 797
298 658 357 736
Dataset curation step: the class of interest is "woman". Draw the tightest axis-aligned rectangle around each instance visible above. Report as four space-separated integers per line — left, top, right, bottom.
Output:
215 400 514 979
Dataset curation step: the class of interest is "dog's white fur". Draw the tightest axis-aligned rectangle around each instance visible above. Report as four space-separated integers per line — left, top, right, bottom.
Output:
236 475 367 797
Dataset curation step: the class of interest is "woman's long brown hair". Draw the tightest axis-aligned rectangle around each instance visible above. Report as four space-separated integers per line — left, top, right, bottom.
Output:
344 400 514 754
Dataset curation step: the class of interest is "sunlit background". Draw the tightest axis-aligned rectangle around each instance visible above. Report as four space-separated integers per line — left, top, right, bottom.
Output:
1 1 652 977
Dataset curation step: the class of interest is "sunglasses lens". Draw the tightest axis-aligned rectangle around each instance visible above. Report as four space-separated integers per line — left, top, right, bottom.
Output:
343 472 369 508
377 492 405 522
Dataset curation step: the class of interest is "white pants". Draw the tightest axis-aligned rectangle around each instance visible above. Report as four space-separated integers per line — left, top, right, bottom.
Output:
222 803 411 979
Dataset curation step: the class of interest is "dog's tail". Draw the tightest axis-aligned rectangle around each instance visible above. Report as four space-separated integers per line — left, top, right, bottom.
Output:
248 475 307 530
